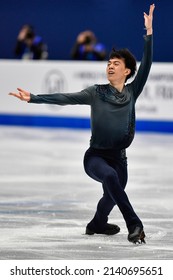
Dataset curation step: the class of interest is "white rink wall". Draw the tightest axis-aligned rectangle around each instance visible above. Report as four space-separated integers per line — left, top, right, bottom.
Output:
1 59 173 132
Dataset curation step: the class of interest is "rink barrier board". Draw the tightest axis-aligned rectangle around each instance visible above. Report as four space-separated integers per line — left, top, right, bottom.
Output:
0 113 173 133
1 60 173 133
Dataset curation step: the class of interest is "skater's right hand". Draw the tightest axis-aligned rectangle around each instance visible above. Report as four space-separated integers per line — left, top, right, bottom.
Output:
9 88 31 102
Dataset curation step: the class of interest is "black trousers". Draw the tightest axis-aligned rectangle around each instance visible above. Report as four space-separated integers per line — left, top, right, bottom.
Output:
83 147 143 233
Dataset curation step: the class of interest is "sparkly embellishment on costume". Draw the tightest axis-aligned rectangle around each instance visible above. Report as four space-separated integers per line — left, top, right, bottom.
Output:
96 84 131 106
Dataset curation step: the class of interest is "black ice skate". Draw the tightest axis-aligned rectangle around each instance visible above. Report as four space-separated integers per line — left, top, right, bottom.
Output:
86 223 120 235
128 226 146 244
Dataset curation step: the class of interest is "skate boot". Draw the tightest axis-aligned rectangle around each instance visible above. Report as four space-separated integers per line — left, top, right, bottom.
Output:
128 226 146 244
86 223 120 235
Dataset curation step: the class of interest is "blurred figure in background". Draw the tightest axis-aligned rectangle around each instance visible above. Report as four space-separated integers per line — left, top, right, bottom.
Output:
14 24 48 60
71 30 106 61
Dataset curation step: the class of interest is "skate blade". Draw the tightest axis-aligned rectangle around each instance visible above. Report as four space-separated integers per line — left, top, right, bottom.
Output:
133 238 146 244
133 232 146 244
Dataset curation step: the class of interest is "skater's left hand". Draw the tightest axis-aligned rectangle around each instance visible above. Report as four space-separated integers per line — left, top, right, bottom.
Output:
144 4 155 35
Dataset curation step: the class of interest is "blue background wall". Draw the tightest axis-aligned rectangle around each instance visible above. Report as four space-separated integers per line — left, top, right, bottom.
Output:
0 0 171 62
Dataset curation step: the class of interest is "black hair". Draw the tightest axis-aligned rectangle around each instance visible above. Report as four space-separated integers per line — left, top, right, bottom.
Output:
22 24 35 40
109 48 137 81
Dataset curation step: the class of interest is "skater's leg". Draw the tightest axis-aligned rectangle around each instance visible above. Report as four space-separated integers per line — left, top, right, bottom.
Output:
84 148 143 233
84 153 117 232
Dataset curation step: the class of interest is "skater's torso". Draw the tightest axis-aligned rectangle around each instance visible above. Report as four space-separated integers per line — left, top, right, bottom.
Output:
29 35 152 150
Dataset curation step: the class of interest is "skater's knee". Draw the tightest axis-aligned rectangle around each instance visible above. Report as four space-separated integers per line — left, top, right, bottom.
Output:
103 171 118 185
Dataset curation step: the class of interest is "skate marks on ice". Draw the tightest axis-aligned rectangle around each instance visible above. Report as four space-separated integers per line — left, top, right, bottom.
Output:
0 127 173 259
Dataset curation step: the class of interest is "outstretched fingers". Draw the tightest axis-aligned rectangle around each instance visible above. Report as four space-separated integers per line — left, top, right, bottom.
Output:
9 92 22 99
17 87 26 93
144 3 155 17
149 3 155 16
9 88 31 101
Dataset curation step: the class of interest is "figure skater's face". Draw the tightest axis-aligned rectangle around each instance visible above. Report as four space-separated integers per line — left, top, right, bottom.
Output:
106 58 130 84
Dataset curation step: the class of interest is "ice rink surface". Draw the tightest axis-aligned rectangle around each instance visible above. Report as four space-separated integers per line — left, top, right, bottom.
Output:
0 126 173 260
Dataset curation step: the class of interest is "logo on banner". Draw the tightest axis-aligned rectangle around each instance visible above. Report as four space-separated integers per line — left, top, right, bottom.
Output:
42 69 68 112
43 69 67 93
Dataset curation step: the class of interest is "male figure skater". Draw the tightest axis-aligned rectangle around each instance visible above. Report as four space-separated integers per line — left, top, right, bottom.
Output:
9 4 155 244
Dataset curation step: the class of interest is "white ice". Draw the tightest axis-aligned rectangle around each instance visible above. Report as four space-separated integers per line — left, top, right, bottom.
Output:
0 126 173 259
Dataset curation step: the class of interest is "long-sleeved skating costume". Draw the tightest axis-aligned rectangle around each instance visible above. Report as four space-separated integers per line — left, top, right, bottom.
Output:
29 35 152 233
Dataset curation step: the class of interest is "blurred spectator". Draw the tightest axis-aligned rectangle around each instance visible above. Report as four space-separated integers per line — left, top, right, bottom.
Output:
14 24 48 60
71 30 106 61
